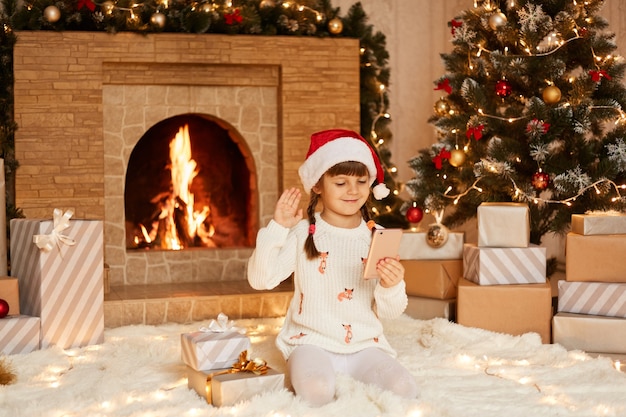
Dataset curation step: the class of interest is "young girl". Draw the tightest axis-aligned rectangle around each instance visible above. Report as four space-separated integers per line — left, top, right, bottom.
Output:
247 129 418 407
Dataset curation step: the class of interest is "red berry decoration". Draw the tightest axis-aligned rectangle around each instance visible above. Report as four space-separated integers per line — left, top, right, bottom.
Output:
0 299 9 318
406 205 424 224
532 171 550 190
495 79 513 97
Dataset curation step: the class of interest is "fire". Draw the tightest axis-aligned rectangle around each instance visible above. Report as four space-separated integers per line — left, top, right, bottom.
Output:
136 124 215 249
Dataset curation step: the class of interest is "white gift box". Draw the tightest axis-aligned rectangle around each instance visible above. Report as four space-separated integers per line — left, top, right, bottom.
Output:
571 212 626 235
0 315 40 355
10 213 104 349
463 243 546 285
558 281 626 318
477 202 530 247
181 330 251 371
398 231 464 260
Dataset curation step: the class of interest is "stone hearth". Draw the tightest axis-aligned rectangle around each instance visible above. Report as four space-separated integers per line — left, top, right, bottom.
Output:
12 31 361 326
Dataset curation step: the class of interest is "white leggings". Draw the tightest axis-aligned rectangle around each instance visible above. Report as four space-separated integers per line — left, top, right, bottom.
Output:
287 344 418 407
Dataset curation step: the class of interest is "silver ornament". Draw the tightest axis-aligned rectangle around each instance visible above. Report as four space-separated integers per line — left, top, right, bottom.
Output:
150 12 166 28
43 5 61 23
426 223 449 248
488 12 507 30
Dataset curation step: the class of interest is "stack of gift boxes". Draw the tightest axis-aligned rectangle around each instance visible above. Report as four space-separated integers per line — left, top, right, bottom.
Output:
399 227 465 321
457 203 552 343
553 213 626 357
182 314 285 406
0 210 105 355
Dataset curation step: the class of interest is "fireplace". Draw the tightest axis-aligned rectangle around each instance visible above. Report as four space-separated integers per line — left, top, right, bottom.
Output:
12 31 361 289
125 114 256 250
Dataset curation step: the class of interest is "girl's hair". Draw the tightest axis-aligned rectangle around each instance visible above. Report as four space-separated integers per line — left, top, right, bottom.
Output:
304 161 372 260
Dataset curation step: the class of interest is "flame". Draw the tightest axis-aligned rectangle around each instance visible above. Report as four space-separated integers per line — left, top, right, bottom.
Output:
137 124 215 249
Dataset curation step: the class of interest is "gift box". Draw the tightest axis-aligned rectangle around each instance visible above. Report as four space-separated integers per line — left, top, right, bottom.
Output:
398 231 464 260
0 315 40 355
565 232 626 282
181 330 251 371
477 202 530 248
553 312 626 354
456 277 552 343
571 212 626 236
402 260 461 299
557 281 626 318
463 243 546 285
10 211 105 349
0 276 20 316
404 296 455 321
187 352 285 406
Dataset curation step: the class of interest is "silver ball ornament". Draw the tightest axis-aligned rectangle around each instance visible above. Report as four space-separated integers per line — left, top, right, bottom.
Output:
260 0 275 7
43 5 61 23
488 12 507 30
101 0 115 14
426 223 449 248
150 12 166 28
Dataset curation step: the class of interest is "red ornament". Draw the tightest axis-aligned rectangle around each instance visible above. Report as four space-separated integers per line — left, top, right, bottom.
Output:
495 80 512 97
224 9 243 25
406 206 424 224
0 299 9 318
532 171 550 190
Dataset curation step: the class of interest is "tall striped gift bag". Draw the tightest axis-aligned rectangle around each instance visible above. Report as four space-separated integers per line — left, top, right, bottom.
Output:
10 209 104 349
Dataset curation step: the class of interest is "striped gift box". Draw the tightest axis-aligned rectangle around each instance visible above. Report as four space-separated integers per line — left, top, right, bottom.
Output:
10 217 104 349
463 243 547 285
181 331 251 371
0 315 40 355
558 281 626 318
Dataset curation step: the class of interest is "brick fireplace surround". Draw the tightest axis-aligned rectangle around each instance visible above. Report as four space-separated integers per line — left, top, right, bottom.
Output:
12 31 360 327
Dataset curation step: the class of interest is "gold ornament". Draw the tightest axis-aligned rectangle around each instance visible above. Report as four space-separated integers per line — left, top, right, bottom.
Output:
200 3 212 13
426 223 449 248
328 18 343 35
43 5 61 23
434 98 450 116
449 148 466 167
260 0 275 7
488 12 507 30
542 85 562 104
150 12 166 28
101 0 115 15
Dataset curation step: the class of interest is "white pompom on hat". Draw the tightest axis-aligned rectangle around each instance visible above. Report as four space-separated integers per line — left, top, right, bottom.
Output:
298 129 391 200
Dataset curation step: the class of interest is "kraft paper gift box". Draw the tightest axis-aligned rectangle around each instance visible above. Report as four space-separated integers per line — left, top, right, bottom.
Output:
404 296 456 321
402 259 461 299
181 329 251 371
0 276 20 315
557 281 626 318
477 202 530 248
462 243 546 285
187 365 285 406
456 277 552 343
0 315 40 355
571 212 626 235
10 210 104 349
565 232 626 282
553 312 626 354
398 231 464 260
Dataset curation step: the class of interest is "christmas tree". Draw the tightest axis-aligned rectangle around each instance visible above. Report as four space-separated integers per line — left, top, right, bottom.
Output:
406 0 626 246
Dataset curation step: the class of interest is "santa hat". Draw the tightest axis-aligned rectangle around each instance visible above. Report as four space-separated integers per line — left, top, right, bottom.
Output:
298 129 391 200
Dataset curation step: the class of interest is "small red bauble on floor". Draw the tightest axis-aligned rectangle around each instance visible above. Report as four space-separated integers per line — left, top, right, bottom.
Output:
406 205 424 224
0 299 9 318
532 171 550 190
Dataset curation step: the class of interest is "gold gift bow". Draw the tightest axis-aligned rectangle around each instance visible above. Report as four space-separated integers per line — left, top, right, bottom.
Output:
204 350 269 404
33 208 77 253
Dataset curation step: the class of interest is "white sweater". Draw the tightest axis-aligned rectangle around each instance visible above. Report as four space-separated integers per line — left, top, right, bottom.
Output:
247 214 408 360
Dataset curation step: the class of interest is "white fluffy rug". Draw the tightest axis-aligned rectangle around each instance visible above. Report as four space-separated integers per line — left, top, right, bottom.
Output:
1 315 626 417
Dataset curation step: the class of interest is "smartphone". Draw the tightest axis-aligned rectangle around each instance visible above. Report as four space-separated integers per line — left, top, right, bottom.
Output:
363 228 404 279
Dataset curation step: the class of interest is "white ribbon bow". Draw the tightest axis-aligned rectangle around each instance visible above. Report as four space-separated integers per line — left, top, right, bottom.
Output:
199 313 245 334
33 208 76 253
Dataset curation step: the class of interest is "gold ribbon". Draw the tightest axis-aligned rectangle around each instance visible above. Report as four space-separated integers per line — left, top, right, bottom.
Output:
32 209 76 253
204 350 269 404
